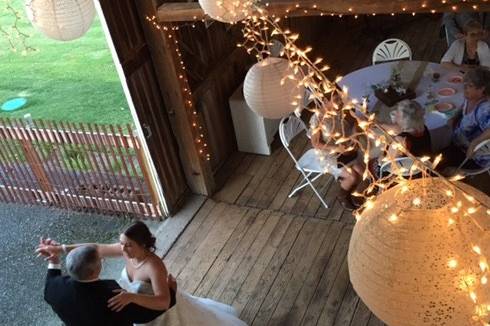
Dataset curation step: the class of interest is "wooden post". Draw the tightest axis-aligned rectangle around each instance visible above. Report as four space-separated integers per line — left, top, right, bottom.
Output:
134 0 216 196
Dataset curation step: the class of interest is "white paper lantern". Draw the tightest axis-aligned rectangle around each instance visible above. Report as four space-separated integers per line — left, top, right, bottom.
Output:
198 0 252 23
25 0 95 41
243 57 305 119
348 178 490 326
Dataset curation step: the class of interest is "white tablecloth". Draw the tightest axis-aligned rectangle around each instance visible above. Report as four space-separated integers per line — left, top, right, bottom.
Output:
338 61 465 130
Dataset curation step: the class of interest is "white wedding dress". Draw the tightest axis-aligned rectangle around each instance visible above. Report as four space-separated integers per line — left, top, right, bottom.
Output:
119 268 248 326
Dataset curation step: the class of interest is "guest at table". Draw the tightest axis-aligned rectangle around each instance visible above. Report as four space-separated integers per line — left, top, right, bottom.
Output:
443 13 490 46
441 20 490 70
440 67 490 172
383 100 432 158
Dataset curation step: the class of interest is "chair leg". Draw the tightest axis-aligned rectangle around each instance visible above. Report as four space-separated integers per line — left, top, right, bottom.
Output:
288 172 313 198
289 172 328 209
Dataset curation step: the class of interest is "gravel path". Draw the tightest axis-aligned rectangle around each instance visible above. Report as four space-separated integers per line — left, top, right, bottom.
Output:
0 203 134 326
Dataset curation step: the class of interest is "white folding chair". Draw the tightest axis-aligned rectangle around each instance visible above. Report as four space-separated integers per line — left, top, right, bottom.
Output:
372 38 412 65
456 139 490 176
279 115 340 209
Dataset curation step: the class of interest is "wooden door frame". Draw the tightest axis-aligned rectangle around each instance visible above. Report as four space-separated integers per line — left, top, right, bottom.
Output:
94 0 170 216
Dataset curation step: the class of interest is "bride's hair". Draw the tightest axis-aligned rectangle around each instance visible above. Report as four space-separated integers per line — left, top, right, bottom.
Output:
124 221 156 252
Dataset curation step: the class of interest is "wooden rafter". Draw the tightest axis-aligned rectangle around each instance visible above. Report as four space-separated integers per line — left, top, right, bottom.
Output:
157 1 490 22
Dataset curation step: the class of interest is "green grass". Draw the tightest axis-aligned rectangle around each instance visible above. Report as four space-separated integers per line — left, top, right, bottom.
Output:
0 0 133 127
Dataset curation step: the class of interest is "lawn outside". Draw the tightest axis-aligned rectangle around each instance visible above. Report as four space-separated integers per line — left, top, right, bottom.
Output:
0 0 133 127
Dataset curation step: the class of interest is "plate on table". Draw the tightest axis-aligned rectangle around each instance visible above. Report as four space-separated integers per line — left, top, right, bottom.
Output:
435 102 455 112
447 75 463 84
437 87 456 97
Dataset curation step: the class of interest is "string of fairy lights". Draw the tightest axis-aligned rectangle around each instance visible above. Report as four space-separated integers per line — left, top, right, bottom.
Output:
0 0 35 54
146 15 211 162
237 5 490 324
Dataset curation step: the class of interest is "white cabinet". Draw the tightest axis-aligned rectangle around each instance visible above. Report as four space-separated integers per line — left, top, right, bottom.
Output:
229 84 280 155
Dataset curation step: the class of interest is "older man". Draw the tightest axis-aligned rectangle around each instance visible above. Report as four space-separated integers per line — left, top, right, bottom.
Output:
42 242 172 326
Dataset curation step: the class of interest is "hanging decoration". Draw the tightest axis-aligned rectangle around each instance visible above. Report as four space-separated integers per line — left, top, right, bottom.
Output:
187 2 490 324
25 0 95 41
197 0 253 23
348 178 490 326
0 0 35 54
147 17 211 161
243 57 305 119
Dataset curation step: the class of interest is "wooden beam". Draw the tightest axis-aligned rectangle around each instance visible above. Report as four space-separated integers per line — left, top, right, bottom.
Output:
136 0 216 196
158 1 490 22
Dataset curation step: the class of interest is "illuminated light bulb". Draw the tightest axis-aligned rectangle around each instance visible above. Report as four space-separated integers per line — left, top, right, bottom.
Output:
412 197 422 206
450 207 459 213
480 260 488 272
365 200 374 210
446 190 454 197
448 218 455 225
448 259 458 269
481 276 488 285
388 214 398 223
355 213 362 222
470 292 477 303
473 246 482 255
468 207 478 214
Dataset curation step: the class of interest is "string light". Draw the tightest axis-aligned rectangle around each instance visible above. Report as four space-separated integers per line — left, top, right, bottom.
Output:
0 0 36 54
146 16 210 161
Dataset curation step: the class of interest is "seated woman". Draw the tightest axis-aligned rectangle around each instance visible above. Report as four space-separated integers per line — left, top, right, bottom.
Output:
440 67 490 172
441 20 490 70
337 100 431 209
383 100 432 159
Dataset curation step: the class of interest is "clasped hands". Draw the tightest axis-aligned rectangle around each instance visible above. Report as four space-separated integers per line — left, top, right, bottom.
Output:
36 237 61 264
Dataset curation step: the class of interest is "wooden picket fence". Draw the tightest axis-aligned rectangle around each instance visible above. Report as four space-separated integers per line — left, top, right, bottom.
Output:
0 118 162 219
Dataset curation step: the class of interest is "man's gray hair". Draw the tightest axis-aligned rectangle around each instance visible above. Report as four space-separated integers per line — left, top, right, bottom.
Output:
66 245 101 281
395 100 425 133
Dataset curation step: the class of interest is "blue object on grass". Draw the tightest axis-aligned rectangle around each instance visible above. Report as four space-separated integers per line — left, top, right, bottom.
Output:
1 98 27 112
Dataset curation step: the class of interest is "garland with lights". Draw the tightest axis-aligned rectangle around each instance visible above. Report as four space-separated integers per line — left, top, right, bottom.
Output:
0 0 35 54
238 5 490 325
146 15 211 161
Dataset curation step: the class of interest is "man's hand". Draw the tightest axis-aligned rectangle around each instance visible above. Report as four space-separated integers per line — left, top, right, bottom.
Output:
167 274 177 292
36 237 62 261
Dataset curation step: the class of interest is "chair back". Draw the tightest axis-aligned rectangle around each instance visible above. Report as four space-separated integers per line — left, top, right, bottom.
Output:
457 139 490 173
279 115 307 148
372 38 412 65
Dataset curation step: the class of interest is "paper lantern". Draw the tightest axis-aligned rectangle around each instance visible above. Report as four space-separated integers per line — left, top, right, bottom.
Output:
348 178 490 326
198 0 252 23
25 0 95 41
243 57 305 119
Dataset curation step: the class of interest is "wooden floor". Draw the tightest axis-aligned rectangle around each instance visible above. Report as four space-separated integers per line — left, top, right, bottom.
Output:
161 14 488 326
164 199 380 326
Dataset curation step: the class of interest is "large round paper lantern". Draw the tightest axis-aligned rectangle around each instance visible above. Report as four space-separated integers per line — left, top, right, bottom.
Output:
348 178 490 326
25 0 95 41
198 0 252 23
243 57 305 119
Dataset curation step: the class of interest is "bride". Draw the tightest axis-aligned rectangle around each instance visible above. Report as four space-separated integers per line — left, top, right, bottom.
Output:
37 221 248 326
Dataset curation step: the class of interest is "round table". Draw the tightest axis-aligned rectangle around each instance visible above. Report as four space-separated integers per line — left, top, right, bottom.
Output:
339 60 464 151
338 60 465 131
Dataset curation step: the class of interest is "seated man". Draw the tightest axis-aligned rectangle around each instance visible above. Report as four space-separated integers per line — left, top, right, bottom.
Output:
42 242 174 326
440 67 490 172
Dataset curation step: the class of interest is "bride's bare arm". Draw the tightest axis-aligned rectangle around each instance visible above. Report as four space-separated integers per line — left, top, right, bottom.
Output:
108 258 172 312
129 259 172 311
36 239 122 258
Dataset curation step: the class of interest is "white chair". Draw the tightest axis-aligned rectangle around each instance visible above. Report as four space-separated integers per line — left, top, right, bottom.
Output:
279 115 340 209
372 38 412 65
456 139 490 176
